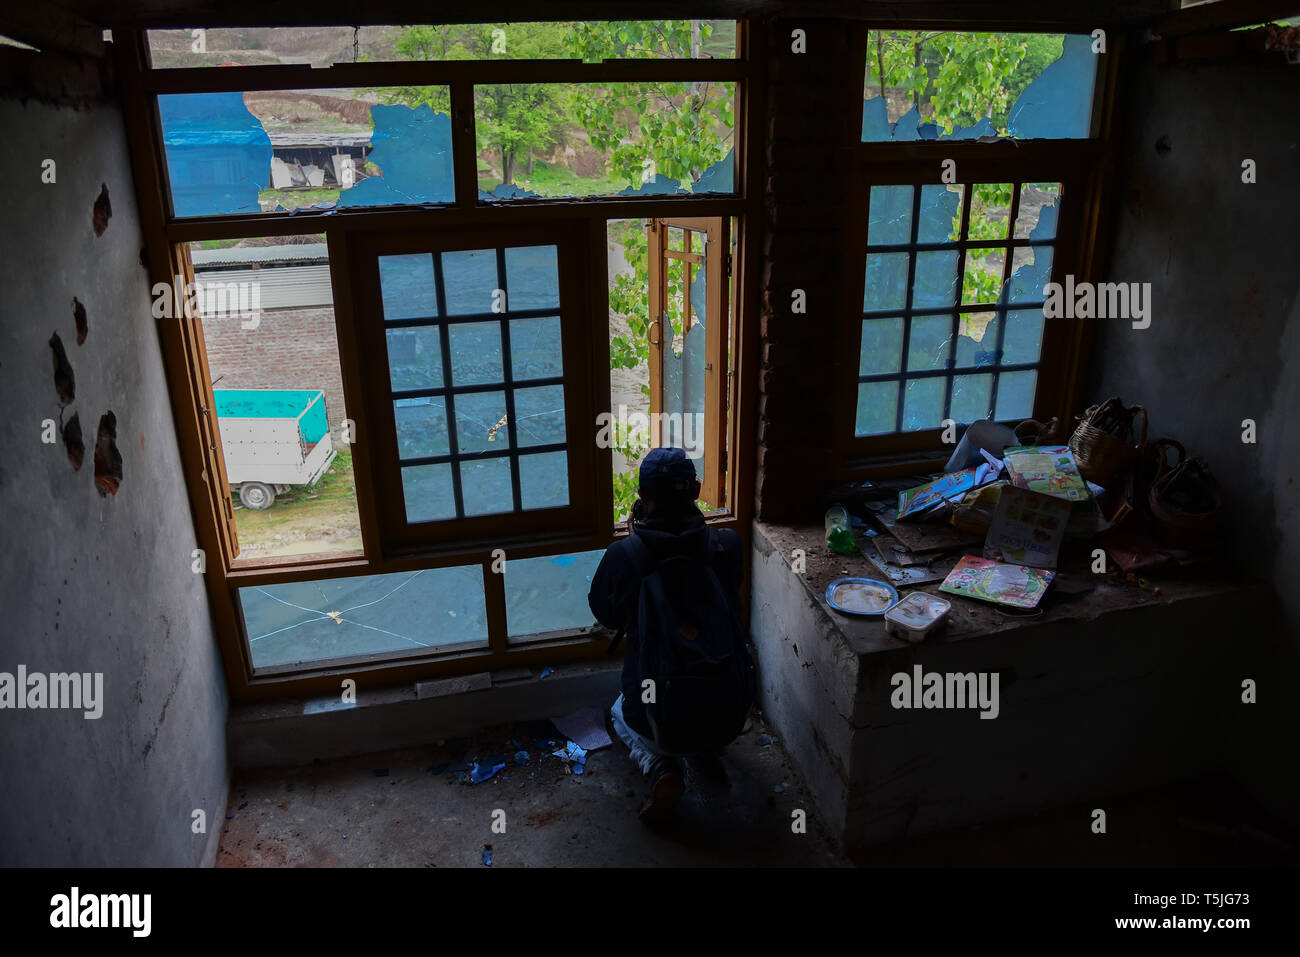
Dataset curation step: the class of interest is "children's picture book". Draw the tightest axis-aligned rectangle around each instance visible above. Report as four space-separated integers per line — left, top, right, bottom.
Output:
1002 445 1090 502
939 555 1055 609
897 454 1003 520
983 487 1071 570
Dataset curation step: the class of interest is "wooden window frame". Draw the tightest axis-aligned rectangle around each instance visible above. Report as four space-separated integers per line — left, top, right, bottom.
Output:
351 222 603 556
646 216 731 508
114 24 767 702
834 23 1127 481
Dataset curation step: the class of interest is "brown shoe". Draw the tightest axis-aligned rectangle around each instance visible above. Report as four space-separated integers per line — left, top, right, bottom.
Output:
638 770 685 823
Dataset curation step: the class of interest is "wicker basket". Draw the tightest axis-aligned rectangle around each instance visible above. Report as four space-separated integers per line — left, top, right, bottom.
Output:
1148 441 1222 547
1068 399 1147 486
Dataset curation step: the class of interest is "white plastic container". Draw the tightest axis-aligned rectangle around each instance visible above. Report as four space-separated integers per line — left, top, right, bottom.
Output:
883 592 952 643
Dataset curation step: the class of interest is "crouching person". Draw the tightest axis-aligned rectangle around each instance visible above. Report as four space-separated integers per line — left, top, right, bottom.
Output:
588 447 755 823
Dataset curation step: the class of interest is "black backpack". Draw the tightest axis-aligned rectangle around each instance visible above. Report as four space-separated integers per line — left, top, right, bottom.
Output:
621 531 755 755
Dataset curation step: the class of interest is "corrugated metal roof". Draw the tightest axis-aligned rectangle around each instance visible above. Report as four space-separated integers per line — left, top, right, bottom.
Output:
192 243 328 267
194 264 334 310
267 131 371 148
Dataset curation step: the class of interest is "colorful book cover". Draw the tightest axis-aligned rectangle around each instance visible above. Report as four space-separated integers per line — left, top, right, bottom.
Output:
897 455 1002 520
939 555 1055 609
983 487 1071 570
1002 445 1090 502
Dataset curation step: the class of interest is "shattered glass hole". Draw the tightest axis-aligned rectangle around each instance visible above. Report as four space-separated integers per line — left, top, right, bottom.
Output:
1014 183 1061 239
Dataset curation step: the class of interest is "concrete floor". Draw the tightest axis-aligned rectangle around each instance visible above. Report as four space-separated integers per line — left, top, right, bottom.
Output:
218 712 1296 868
217 714 847 867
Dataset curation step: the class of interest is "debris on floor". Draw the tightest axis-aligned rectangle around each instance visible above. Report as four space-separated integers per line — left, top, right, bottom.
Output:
551 740 588 775
470 757 507 784
550 705 613 751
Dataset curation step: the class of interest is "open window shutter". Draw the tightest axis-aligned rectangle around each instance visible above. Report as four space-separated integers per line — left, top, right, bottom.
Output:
647 217 729 508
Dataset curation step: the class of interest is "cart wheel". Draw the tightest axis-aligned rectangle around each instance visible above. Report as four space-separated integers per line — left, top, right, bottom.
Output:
238 481 275 510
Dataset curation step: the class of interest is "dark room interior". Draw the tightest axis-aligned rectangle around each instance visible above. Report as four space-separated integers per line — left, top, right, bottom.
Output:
1 0 1296 933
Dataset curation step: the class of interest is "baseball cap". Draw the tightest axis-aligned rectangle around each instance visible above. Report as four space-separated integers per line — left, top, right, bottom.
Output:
638 446 698 499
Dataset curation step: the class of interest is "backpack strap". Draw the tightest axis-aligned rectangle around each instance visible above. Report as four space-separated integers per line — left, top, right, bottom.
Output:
606 533 657 656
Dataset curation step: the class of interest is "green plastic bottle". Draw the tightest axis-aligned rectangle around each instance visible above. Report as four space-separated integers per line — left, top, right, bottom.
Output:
825 504 857 556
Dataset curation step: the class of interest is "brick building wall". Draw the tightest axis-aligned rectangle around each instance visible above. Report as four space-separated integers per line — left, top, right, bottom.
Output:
202 305 349 438
754 21 859 523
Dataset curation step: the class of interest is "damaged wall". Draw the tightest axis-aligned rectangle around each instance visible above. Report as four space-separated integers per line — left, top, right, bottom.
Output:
0 73 230 865
1089 44 1300 821
754 20 857 523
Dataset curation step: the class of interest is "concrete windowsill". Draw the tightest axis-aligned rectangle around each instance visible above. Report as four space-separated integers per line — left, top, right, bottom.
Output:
229 659 623 769
748 519 1273 848
755 520 1255 657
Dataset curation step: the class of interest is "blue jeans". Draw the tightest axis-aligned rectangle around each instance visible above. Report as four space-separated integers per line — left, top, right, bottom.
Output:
610 693 683 781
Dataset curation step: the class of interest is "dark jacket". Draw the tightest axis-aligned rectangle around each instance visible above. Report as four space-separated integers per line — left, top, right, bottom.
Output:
588 507 744 738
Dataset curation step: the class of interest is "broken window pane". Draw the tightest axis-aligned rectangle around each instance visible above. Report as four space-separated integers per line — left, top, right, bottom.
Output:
966 183 1012 241
950 373 994 424
867 186 913 245
902 377 945 432
448 323 503 385
380 254 438 320
402 464 456 523
514 385 567 446
378 244 570 524
189 236 361 560
856 381 898 437
1001 308 1045 364
962 249 1005 305
442 249 500 315
475 83 735 199
955 311 1001 367
518 451 570 510
395 397 450 458
505 549 606 642
239 564 488 669
1014 182 1061 239
510 317 564 380
859 317 904 375
907 314 952 371
1004 246 1053 304
862 32 1097 141
505 246 561 309
918 185 963 243
912 250 959 308
865 253 909 311
159 90 454 217
454 391 509 454
160 94 271 217
387 327 444 391
995 370 1038 421
148 22 737 69
856 180 1057 438
460 457 514 516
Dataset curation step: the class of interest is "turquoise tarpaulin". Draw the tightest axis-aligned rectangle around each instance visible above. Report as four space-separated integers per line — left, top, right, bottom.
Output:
213 389 328 445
